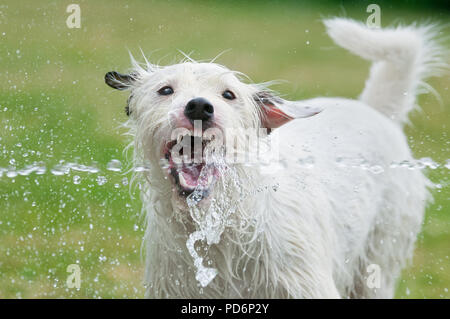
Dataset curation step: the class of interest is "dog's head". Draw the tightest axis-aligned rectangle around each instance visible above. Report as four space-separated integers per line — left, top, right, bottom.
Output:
105 59 320 206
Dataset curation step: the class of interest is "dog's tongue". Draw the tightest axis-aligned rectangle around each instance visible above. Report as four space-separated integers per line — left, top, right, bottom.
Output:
178 164 203 190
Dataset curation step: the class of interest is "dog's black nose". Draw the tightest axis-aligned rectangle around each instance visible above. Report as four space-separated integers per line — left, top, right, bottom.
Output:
184 98 214 122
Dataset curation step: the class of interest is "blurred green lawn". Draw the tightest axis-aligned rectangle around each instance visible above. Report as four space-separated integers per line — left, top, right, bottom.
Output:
0 0 448 298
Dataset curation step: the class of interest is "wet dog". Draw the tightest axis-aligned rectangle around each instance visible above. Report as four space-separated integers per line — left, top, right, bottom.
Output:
105 18 447 298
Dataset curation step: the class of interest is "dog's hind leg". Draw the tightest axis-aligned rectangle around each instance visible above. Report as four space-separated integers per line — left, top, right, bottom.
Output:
349 174 429 298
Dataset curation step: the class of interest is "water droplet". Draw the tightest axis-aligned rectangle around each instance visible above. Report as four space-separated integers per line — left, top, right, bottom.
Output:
51 164 69 176
444 159 450 170
73 175 81 184
419 157 439 169
107 159 122 172
96 176 107 186
369 165 384 174
298 156 314 168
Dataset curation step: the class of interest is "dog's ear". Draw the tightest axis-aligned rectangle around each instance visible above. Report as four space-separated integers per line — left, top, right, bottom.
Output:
105 71 136 90
254 91 322 129
254 91 292 129
105 71 138 116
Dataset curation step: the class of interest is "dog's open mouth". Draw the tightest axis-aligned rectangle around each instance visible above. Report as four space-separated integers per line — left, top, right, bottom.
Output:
164 135 220 197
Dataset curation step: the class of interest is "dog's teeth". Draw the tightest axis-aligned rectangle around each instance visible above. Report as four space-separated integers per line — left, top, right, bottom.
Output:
207 174 213 185
178 172 194 190
177 134 183 144
178 172 187 187
182 155 191 164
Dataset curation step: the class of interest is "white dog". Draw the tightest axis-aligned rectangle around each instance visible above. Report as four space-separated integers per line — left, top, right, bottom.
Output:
105 18 447 298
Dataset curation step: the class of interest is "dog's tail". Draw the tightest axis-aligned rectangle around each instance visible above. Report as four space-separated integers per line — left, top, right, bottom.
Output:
324 18 448 124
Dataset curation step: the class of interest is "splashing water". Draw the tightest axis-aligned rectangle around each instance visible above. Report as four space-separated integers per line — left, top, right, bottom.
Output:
184 152 241 288
180 153 450 288
186 231 218 288
1 157 448 181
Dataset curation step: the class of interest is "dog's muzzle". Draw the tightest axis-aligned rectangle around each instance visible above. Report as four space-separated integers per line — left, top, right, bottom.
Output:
163 135 220 198
184 97 214 127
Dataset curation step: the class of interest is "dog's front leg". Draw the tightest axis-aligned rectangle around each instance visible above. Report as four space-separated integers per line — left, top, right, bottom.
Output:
278 266 341 299
305 277 341 299
261 198 341 299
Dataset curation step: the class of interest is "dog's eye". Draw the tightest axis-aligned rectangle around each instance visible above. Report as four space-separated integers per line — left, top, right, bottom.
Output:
222 90 236 100
157 86 174 96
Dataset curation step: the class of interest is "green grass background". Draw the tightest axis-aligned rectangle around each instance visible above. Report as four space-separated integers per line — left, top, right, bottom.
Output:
0 0 448 298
